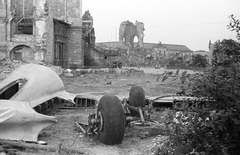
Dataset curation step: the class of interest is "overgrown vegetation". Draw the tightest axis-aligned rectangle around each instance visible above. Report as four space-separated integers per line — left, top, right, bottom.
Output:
191 54 208 68
228 14 240 40
151 15 240 155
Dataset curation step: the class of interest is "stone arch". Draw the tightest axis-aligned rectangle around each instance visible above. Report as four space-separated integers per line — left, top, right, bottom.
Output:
10 45 34 62
135 21 145 48
119 20 145 48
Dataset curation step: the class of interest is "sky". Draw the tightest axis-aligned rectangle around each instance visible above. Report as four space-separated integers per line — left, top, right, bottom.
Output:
82 0 240 51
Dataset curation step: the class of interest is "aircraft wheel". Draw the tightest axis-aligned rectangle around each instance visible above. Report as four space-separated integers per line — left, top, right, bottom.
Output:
129 86 145 116
97 94 125 145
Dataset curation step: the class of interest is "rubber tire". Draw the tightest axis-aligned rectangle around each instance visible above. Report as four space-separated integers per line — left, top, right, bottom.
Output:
97 95 125 145
129 86 145 116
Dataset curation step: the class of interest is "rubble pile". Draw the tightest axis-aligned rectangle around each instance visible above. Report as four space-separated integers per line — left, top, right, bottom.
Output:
0 59 64 81
38 61 64 75
121 48 154 67
0 58 24 80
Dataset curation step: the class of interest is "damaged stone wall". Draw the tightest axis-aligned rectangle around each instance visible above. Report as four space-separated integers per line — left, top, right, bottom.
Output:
30 0 48 63
49 0 83 68
82 10 97 66
34 0 48 49
66 0 83 68
0 45 7 60
119 20 145 49
51 0 81 26
0 1 6 42
11 0 33 17
5 0 48 63
82 10 95 47
1 0 83 67
44 0 54 63
0 0 7 59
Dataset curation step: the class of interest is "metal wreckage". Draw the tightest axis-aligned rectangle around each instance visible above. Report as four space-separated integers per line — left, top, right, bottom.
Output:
0 63 197 145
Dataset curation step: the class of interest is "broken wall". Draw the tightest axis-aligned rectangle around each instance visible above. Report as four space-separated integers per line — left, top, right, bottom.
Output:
0 0 7 59
1 0 83 67
5 0 48 63
0 0 6 42
48 0 83 68
31 0 48 63
11 0 34 17
50 0 82 26
67 27 83 68
66 0 83 68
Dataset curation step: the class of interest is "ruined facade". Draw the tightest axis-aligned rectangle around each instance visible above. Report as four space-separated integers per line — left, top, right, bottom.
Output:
82 10 95 48
0 0 83 68
81 10 118 67
82 10 96 66
119 20 145 48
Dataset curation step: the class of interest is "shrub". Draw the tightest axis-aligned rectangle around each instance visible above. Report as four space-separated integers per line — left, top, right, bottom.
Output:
191 54 208 68
151 39 240 155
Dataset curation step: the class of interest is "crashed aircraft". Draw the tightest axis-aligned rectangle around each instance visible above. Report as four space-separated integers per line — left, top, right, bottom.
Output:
0 64 77 142
0 63 200 145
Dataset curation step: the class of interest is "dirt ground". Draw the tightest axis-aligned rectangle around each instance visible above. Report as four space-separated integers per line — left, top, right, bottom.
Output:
3 68 184 155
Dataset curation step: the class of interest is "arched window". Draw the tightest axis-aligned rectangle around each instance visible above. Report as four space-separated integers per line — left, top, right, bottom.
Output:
12 18 33 35
11 0 33 35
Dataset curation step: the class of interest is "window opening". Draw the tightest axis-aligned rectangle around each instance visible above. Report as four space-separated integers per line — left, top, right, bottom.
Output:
13 18 33 34
0 78 27 99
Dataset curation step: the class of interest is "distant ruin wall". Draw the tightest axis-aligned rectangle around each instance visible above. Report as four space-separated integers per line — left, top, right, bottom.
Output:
119 20 145 48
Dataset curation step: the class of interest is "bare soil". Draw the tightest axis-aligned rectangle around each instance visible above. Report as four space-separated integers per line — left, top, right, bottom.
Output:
4 69 182 155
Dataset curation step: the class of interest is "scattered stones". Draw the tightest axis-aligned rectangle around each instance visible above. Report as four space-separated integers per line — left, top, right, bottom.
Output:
139 131 150 139
0 58 23 80
63 69 74 77
64 72 74 77
0 58 65 79
106 81 112 85
40 63 64 75
65 69 71 73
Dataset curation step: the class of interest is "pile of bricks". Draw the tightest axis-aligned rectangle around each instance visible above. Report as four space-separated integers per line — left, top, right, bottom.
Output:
0 58 23 81
0 58 64 81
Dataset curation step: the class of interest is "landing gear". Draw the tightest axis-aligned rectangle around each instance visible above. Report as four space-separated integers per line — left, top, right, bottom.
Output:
129 86 145 116
77 86 157 145
97 95 125 145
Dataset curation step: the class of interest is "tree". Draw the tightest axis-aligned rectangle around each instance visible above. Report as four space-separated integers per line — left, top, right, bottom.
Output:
212 39 240 67
191 39 240 154
191 54 208 68
228 14 240 40
151 18 240 154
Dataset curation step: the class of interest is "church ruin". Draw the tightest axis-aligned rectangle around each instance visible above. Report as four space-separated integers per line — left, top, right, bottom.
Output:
119 20 145 48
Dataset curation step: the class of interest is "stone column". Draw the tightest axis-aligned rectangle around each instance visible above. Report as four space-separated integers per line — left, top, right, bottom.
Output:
66 0 83 68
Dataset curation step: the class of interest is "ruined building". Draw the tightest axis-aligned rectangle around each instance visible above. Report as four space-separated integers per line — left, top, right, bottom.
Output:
0 0 83 68
81 10 121 67
119 20 145 48
82 10 95 66
82 10 95 49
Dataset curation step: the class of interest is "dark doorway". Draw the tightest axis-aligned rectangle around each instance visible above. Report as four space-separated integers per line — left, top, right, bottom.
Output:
53 19 70 68
54 42 66 68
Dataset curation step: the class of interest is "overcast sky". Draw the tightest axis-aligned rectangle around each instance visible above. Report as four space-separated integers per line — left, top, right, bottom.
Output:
82 0 240 51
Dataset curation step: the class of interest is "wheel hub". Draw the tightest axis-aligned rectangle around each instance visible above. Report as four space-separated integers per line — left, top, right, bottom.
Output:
98 111 103 131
